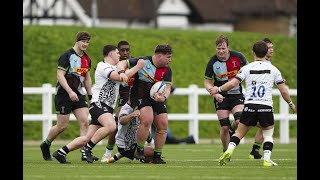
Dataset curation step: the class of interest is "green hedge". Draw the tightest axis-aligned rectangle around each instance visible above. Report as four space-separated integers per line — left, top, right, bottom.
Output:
23 25 297 140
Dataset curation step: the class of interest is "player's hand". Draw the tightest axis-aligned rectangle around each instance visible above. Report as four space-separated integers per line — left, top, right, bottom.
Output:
132 110 140 118
68 91 79 102
289 103 297 113
136 59 145 70
152 93 166 102
214 93 225 103
207 86 219 96
119 73 128 82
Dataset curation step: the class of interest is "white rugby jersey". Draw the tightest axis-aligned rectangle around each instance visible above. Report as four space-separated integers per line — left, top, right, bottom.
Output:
91 61 120 109
115 103 140 149
235 60 284 107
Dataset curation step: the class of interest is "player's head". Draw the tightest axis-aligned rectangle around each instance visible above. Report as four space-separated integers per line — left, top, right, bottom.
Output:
215 35 229 61
75 31 91 51
118 40 130 60
154 44 172 67
253 41 268 59
103 45 119 63
262 38 273 59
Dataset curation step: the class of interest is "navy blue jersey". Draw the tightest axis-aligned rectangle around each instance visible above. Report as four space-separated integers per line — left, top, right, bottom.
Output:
56 48 91 95
127 56 172 98
204 50 247 95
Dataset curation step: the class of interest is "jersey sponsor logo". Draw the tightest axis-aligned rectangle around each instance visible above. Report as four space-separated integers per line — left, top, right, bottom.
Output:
74 68 88 75
244 107 255 112
128 77 135 86
257 109 272 112
217 69 238 79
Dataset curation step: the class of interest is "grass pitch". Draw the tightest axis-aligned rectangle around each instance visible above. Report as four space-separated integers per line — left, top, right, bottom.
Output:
23 143 297 180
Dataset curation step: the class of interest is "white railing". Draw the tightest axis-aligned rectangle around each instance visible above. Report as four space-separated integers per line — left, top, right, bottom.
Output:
23 84 297 144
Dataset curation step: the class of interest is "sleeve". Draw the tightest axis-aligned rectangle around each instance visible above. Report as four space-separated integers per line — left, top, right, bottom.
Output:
235 66 246 82
163 67 172 83
57 52 70 72
273 67 285 85
119 104 133 118
97 64 115 79
204 59 214 80
239 52 248 66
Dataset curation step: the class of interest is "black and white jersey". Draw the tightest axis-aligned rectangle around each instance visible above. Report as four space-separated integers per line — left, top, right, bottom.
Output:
235 61 285 107
91 61 120 109
115 103 140 150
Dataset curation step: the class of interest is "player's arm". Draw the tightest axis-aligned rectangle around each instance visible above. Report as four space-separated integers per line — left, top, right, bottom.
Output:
212 77 241 94
204 79 215 95
277 83 296 113
124 59 145 77
83 71 93 101
57 69 79 101
119 109 140 125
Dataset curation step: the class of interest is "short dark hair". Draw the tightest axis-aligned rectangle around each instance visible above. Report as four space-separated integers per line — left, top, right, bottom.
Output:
76 31 90 42
154 44 172 54
216 35 228 47
118 40 129 48
253 41 268 58
103 45 117 57
262 38 272 44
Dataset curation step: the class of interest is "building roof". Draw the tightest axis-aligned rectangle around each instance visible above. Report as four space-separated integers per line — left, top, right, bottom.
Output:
78 0 296 22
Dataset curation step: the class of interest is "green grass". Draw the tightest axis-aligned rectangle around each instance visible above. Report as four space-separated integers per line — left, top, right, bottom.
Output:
24 143 297 180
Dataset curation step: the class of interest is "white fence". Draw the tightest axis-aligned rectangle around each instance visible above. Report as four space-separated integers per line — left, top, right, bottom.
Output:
23 83 297 144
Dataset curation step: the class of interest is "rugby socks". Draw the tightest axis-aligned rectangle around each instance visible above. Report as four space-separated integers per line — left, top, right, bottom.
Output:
86 140 96 150
137 143 145 153
154 148 162 158
251 142 262 153
106 144 114 153
44 139 52 146
58 146 69 156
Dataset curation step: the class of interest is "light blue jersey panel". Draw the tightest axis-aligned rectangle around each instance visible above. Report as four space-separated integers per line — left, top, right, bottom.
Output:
213 61 228 81
138 60 157 83
69 54 81 76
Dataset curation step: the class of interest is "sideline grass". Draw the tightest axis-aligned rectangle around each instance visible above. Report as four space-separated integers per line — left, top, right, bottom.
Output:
24 143 296 180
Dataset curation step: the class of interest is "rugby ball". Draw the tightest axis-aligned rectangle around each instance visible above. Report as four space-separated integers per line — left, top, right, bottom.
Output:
150 81 166 99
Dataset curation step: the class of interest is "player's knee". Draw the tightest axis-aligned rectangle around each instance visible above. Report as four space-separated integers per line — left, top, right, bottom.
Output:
219 117 231 127
233 112 242 121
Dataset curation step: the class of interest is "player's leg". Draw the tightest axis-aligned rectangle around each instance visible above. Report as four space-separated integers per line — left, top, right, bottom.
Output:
53 124 99 164
249 128 263 159
217 109 231 152
152 112 168 164
101 106 120 162
41 95 71 161
219 122 250 166
135 106 154 161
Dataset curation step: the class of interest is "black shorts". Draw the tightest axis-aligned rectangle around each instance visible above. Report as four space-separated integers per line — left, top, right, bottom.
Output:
240 104 274 128
214 94 244 111
117 143 137 160
55 93 88 115
131 95 167 115
89 102 114 126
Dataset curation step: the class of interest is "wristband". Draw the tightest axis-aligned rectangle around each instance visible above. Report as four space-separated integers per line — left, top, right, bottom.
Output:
288 100 293 106
88 95 92 100
118 70 125 74
218 86 223 93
